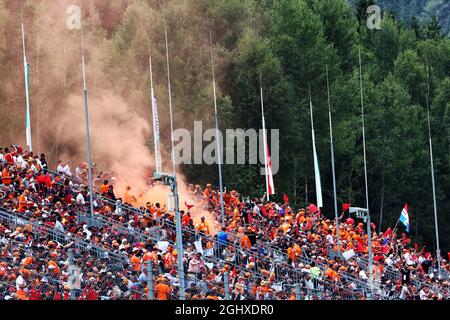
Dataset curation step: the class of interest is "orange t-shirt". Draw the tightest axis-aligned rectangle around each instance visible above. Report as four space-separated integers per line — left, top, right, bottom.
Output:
241 235 251 249
155 283 170 300
130 255 141 272
1 168 11 185
100 184 109 194
22 257 33 267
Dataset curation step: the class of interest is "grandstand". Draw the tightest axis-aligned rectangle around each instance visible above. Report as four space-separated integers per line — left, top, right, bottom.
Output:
0 146 449 300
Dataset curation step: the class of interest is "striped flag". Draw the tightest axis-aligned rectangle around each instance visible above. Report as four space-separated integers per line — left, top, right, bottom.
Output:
399 203 410 233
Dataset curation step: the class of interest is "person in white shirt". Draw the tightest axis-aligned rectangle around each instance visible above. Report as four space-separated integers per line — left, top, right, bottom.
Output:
15 154 24 165
359 268 368 280
399 285 410 300
0 148 4 162
326 233 334 245
76 191 86 205
16 273 26 291
54 217 65 232
404 250 414 266
57 161 65 174
64 163 72 176
56 160 71 175
20 159 29 170
419 287 429 300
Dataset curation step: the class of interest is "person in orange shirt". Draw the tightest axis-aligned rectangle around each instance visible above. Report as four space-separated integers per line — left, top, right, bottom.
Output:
293 242 302 257
143 251 158 264
241 234 251 249
130 255 141 272
181 211 192 226
22 256 33 267
48 260 61 274
203 184 212 199
195 216 210 235
155 278 171 300
279 219 292 235
1 167 12 185
287 246 296 263
99 180 110 194
18 190 30 213
124 186 137 206
154 203 166 219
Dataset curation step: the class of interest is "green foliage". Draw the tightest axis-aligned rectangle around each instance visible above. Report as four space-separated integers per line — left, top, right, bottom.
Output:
0 0 449 252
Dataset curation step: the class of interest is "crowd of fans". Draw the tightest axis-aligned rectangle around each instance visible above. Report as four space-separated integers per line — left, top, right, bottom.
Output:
0 145 449 300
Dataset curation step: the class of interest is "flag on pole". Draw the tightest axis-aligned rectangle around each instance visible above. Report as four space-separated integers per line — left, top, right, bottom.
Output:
399 203 410 233
260 73 274 200
184 201 194 211
312 139 323 207
25 62 32 151
342 203 351 212
382 227 392 245
149 56 162 173
22 23 32 152
309 95 323 208
283 193 289 204
264 133 275 197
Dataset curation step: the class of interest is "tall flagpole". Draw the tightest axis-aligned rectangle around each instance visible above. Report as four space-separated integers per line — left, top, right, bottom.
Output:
259 71 270 202
359 48 374 296
326 66 341 255
308 85 323 208
164 20 185 300
425 59 441 275
148 45 162 173
21 7 32 152
209 31 226 227
80 3 95 217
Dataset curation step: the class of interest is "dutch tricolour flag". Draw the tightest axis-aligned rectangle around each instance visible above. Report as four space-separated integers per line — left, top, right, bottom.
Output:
399 203 410 233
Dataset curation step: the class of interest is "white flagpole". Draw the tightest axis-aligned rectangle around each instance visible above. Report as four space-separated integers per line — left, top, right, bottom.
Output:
148 46 162 173
80 3 95 217
326 66 341 255
209 31 226 227
21 8 32 152
359 48 374 296
425 59 441 275
308 85 323 208
259 71 270 202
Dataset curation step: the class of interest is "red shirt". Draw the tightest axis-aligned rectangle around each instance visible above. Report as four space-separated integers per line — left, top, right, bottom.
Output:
4 153 14 164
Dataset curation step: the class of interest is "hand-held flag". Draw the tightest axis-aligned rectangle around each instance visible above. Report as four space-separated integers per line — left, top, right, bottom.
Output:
399 203 410 233
185 201 194 211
